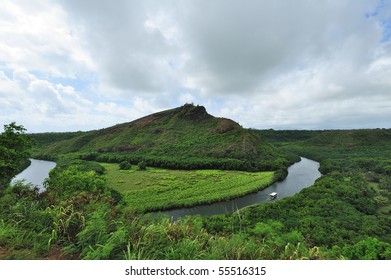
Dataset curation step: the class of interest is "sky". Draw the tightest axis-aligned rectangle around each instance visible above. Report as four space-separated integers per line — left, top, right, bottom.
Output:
1 0 391 132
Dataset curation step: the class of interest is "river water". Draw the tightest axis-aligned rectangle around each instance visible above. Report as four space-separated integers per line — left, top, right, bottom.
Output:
161 157 321 219
11 159 56 192
12 157 321 219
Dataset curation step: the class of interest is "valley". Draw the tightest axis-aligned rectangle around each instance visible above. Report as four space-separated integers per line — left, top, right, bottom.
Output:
1 105 391 260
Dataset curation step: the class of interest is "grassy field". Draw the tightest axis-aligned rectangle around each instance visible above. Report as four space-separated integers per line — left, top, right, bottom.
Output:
101 163 274 212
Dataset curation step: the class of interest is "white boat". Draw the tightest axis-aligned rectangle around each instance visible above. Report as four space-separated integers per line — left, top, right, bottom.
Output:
269 192 278 199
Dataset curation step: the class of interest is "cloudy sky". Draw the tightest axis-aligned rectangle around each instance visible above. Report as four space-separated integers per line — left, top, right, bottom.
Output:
1 0 391 132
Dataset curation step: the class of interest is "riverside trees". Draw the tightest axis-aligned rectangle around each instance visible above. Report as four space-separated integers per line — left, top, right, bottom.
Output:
0 122 33 189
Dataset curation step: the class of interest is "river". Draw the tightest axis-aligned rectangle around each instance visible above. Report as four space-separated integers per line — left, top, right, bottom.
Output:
11 159 56 192
12 157 321 219
161 157 321 219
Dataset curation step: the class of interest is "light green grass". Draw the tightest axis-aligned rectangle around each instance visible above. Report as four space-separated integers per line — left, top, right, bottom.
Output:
101 163 275 212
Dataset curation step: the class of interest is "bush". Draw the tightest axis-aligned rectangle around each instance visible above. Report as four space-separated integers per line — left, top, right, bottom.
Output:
119 161 131 170
46 167 108 199
138 161 147 170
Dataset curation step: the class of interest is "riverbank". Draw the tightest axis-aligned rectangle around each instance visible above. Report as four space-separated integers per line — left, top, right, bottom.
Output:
17 159 32 174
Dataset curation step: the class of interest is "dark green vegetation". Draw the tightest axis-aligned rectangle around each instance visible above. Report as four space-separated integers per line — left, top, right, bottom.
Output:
1 111 391 260
30 104 297 172
0 123 33 189
257 128 391 175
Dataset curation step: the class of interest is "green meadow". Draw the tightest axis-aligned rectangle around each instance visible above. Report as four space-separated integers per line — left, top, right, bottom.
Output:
101 162 274 212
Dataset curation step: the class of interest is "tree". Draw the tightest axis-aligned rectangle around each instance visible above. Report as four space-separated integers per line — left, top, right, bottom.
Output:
0 122 33 189
343 238 391 260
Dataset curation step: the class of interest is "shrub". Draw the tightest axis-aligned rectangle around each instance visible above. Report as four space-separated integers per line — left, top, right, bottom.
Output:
119 161 131 170
137 161 147 170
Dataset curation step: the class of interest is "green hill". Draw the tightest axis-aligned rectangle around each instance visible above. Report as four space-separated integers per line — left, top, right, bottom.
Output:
32 104 295 171
258 128 391 157
257 128 391 174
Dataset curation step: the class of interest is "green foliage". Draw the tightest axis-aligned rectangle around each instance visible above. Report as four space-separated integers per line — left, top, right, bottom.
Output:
74 202 124 259
0 181 54 259
0 122 33 189
46 167 107 199
341 238 391 260
29 131 84 148
119 161 131 170
257 128 391 175
137 161 146 170
52 204 86 243
238 173 390 248
1 168 391 260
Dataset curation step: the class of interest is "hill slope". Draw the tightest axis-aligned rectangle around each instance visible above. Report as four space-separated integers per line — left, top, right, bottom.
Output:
32 104 295 171
258 128 391 158
257 128 391 174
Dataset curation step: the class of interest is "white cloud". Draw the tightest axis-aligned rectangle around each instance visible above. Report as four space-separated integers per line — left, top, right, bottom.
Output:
174 0 381 95
1 0 391 131
179 93 195 105
0 0 94 77
57 0 180 95
0 67 137 132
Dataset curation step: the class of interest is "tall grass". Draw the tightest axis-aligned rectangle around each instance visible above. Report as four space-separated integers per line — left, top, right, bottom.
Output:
103 163 274 212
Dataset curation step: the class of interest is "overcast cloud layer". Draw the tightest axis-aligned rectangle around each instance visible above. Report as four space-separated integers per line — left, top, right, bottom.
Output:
1 0 391 132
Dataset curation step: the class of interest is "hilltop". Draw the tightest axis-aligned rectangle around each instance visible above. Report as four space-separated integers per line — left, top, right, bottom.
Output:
31 104 295 171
